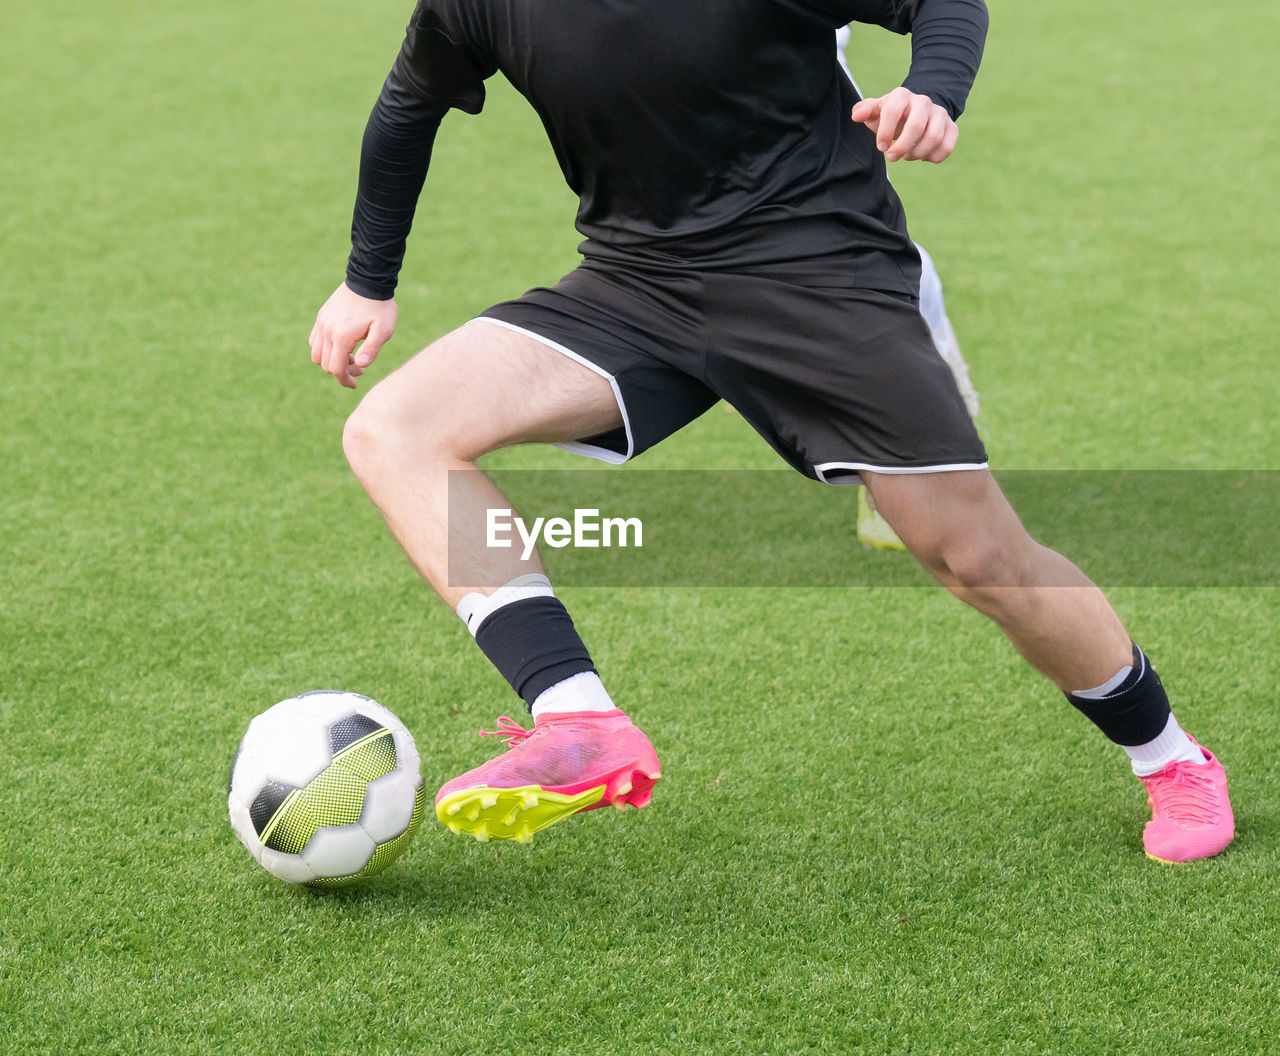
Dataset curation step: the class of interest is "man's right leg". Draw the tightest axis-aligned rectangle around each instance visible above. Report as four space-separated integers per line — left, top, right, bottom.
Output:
343 319 622 602
341 319 660 842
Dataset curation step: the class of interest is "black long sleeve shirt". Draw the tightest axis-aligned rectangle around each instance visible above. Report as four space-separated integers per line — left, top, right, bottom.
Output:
346 0 988 299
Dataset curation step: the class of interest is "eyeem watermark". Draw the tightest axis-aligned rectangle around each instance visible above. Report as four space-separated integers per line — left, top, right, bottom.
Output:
449 470 1278 587
486 507 644 561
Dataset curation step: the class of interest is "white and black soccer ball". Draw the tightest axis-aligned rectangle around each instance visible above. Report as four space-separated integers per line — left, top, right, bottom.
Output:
228 691 424 888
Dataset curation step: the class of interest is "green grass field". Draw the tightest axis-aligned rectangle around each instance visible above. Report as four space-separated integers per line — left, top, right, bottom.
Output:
3 2 1277 1052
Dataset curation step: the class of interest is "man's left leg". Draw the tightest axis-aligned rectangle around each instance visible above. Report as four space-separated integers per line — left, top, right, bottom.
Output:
863 468 1235 863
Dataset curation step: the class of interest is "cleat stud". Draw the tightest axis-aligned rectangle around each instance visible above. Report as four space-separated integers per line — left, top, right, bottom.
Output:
624 771 656 809
479 792 498 809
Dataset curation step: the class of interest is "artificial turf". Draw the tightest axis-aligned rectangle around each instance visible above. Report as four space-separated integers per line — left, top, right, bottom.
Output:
2 2 1276 1053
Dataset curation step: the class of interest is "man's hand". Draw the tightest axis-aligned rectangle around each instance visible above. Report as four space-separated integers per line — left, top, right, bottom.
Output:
309 282 399 389
850 87 958 164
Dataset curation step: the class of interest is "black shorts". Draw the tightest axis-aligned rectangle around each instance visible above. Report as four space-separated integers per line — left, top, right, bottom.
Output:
479 258 986 483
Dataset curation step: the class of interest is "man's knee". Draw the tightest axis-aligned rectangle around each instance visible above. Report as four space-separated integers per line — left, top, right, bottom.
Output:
341 391 389 483
866 471 1035 592
341 319 622 482
342 357 466 481
915 530 1033 595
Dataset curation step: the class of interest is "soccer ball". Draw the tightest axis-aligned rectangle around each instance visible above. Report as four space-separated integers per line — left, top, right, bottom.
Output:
228 690 425 887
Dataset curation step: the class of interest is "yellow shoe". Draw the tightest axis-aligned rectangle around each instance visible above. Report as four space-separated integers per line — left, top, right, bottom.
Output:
856 487 906 551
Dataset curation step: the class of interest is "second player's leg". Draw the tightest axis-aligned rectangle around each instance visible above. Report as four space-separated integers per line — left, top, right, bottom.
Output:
857 247 979 550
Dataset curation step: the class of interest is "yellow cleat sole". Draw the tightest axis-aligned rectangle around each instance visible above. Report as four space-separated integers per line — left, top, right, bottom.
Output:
856 487 907 551
435 784 607 843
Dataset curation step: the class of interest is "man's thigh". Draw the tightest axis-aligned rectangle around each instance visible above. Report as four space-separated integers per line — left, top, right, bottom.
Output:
368 318 626 460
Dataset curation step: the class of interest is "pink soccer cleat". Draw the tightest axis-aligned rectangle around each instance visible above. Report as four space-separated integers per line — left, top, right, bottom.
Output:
435 709 661 843
1139 739 1235 864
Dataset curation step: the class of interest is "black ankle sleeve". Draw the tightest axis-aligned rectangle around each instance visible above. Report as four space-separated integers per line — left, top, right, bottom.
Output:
473 597 597 708
1065 643 1172 746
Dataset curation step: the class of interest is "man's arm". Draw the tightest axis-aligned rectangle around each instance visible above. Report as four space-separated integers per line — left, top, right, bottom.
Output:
896 0 988 121
346 76 448 302
836 0 989 164
311 6 492 388
308 72 447 388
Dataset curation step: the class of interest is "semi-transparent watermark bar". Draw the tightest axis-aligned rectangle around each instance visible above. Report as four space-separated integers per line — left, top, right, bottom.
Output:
447 470 1278 588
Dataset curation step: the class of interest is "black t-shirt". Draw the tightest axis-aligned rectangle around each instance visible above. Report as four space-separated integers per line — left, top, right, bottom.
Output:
346 0 988 299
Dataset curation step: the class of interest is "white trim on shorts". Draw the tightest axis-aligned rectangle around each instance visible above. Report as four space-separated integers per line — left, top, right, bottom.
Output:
813 460 989 486
475 316 635 464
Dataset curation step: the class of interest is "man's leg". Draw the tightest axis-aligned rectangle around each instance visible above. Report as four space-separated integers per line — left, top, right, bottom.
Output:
342 319 660 842
863 469 1127 686
863 468 1235 862
343 319 619 602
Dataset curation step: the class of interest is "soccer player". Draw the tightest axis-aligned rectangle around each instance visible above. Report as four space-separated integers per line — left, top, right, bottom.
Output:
309 0 1234 863
836 23 979 550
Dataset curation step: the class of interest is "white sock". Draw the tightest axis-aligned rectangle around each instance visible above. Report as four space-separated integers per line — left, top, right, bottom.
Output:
1123 713 1208 777
531 671 618 721
1072 663 1134 700
455 573 555 637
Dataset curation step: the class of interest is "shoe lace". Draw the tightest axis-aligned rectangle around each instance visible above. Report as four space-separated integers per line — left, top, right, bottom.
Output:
479 715 533 748
1148 764 1222 825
